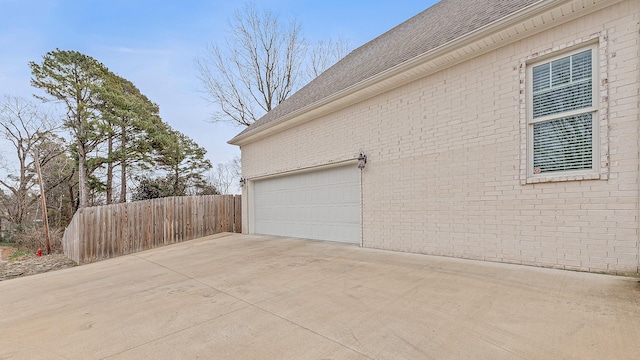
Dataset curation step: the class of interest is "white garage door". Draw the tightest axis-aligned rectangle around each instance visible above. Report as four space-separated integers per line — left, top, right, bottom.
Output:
252 165 360 244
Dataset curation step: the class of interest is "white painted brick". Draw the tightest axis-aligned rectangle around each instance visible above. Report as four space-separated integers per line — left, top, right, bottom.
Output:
240 1 640 275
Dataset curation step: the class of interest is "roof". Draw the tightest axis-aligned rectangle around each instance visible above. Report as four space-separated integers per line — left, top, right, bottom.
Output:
230 0 543 144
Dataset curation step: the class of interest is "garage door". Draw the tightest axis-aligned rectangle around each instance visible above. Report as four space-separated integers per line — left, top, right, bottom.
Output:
252 165 360 244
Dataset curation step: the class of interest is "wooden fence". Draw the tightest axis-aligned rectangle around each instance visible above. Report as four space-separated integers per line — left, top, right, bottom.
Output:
62 195 241 264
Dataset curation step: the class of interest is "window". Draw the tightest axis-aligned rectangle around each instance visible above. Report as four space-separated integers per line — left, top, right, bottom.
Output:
527 46 598 177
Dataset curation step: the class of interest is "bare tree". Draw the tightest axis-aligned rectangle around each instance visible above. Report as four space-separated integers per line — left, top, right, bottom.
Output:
197 1 349 127
38 137 76 227
208 156 241 195
197 2 304 126
306 37 350 80
0 96 60 225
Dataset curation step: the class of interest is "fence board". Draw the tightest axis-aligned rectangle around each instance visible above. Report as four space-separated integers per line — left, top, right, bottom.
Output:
61 195 241 264
234 195 242 233
121 203 128 255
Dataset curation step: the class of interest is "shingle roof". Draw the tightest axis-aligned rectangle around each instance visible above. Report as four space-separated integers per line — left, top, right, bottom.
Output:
232 0 542 141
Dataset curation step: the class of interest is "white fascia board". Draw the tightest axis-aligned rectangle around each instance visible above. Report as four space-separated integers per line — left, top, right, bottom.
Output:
229 0 621 146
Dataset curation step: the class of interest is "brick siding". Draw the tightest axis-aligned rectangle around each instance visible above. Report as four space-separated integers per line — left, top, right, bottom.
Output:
240 1 640 275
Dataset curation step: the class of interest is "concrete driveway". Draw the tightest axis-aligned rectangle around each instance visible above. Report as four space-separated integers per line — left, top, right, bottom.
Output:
1 233 639 359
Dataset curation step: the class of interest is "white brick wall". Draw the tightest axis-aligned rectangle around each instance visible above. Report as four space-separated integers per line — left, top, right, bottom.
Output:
240 1 640 275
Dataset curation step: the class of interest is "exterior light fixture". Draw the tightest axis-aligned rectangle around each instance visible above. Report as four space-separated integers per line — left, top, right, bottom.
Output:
357 152 367 170
239 177 246 187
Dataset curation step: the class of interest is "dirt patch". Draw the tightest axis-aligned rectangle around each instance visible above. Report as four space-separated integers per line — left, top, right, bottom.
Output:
0 249 76 281
0 246 16 261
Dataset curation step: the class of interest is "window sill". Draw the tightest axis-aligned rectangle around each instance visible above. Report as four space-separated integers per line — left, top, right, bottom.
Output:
525 171 603 184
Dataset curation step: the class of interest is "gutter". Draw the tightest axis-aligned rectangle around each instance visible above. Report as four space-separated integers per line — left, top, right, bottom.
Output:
243 156 361 182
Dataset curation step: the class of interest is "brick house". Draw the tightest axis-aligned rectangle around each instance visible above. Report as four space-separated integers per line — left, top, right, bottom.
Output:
229 0 640 275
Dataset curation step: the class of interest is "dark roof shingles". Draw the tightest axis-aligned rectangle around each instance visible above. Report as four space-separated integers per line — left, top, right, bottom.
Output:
234 0 541 139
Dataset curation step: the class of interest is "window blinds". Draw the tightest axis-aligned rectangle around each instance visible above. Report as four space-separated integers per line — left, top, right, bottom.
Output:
532 50 592 119
530 49 594 174
533 113 593 173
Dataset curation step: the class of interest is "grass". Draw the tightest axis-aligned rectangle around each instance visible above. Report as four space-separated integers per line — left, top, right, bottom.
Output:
0 242 19 248
1 242 33 260
9 249 31 260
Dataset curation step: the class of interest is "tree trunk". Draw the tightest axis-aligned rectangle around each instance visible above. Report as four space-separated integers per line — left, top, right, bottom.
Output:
77 138 89 208
33 151 51 254
69 182 77 213
106 134 113 204
174 168 180 196
120 124 127 203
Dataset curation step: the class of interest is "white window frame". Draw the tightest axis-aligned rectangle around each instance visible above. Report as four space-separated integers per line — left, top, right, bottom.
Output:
519 33 609 184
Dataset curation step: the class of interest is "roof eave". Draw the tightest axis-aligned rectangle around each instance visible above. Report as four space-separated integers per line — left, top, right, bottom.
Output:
229 0 617 147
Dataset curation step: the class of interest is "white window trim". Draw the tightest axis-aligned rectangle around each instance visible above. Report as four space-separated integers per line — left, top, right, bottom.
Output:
519 32 609 185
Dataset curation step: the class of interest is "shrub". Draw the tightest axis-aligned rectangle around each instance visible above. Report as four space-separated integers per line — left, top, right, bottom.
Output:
12 226 64 254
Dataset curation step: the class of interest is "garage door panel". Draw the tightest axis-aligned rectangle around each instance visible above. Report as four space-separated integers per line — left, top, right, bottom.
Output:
253 165 360 244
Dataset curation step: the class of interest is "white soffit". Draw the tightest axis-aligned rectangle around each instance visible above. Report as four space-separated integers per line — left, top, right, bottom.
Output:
231 0 621 146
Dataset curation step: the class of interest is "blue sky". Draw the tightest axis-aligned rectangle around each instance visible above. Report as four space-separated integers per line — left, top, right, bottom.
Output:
0 0 438 167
